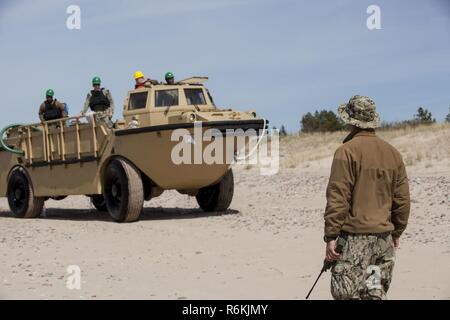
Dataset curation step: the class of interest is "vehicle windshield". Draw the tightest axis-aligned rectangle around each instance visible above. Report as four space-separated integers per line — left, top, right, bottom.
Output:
155 89 179 107
206 89 216 107
184 88 206 105
129 92 148 110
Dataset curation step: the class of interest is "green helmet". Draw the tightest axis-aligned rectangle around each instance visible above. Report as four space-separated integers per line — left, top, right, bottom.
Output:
165 72 174 80
46 89 54 97
92 76 101 85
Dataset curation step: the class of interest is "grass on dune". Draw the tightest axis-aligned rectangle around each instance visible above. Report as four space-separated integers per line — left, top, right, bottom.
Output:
279 123 450 169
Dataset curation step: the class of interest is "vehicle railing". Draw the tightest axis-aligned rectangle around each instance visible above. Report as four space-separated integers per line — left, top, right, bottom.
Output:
1 112 109 166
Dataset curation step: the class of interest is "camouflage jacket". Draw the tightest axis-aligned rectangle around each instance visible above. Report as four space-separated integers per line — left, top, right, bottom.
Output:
324 130 410 239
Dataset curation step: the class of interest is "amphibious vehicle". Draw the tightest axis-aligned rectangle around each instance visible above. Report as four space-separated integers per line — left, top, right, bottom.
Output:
0 77 267 222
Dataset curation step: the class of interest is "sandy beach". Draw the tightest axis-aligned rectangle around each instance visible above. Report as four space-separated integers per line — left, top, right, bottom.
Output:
0 125 449 300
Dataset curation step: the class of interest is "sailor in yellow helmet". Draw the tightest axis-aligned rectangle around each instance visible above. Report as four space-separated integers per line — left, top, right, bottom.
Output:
134 71 158 89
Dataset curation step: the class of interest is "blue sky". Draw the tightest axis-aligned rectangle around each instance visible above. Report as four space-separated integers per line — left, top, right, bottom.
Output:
0 0 449 131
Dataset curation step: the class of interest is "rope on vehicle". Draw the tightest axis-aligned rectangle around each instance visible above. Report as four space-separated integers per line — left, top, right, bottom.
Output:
234 117 267 162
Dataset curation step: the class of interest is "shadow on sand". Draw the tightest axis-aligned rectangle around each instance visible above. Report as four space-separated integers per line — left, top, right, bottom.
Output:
0 207 240 223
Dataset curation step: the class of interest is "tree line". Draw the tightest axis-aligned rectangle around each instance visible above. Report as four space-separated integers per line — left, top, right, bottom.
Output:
274 107 449 135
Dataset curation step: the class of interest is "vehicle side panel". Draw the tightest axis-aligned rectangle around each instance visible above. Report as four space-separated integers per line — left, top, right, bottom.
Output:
114 129 232 190
27 162 102 197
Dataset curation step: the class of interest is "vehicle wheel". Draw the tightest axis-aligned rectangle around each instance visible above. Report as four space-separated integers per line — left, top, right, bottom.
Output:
103 158 144 222
7 169 45 218
196 169 234 212
90 195 107 212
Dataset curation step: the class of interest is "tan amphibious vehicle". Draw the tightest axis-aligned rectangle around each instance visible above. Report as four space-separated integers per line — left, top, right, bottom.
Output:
0 77 267 222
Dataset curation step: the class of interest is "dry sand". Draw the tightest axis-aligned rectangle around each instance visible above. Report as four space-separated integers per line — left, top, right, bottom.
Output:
0 124 449 300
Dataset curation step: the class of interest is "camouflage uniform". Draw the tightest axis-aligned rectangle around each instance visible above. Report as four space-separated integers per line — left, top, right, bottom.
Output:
331 234 395 300
82 88 115 128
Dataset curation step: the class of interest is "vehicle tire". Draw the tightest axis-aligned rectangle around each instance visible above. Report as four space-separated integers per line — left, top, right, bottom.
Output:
196 169 234 212
103 158 144 222
90 195 107 212
7 169 45 218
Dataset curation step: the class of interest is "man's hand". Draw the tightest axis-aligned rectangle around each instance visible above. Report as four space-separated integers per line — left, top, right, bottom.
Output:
393 237 400 248
325 240 341 262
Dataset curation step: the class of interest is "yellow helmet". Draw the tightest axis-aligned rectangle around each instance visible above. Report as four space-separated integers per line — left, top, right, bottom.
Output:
134 71 144 80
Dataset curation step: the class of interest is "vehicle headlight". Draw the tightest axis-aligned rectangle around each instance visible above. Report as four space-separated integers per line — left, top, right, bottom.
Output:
189 113 197 122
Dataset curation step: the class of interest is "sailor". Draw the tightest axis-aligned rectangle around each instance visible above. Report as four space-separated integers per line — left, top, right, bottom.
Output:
134 71 158 89
38 89 68 124
81 76 115 128
324 95 410 300
165 72 175 85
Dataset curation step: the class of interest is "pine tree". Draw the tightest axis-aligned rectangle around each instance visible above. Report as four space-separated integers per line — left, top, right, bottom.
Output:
414 107 436 124
300 110 344 133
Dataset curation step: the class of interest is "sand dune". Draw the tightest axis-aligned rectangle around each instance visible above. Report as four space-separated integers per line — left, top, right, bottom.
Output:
0 124 449 299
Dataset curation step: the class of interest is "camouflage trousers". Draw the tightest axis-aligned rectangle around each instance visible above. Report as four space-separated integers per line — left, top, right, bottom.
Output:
94 114 113 129
331 234 395 300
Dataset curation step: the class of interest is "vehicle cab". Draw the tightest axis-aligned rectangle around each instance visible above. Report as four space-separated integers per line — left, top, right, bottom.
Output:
122 77 219 128
122 76 259 130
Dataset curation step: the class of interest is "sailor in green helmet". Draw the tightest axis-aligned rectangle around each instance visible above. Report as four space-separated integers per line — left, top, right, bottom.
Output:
81 76 115 128
165 72 176 85
39 89 68 125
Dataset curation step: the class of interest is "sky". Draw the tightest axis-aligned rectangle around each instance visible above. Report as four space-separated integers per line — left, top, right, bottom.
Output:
0 0 449 132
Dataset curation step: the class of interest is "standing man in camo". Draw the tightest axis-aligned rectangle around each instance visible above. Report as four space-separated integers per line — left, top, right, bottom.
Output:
323 95 410 300
81 76 115 128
